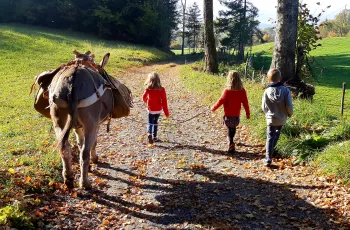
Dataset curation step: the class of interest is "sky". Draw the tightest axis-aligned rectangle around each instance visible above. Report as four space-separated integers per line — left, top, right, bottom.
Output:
186 0 348 28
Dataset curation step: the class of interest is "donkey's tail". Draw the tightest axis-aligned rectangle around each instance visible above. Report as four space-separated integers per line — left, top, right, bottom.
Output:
58 69 79 153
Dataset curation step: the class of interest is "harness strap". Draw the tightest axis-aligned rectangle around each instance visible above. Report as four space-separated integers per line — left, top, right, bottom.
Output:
85 68 108 110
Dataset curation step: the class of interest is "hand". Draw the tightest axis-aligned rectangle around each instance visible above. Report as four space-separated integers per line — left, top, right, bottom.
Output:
246 114 250 120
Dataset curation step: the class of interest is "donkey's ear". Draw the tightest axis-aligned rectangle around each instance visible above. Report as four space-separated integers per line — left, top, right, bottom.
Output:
73 50 80 55
99 53 110 68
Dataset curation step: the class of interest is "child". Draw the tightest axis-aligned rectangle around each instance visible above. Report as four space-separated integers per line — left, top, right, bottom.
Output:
142 72 169 144
211 71 250 153
262 68 293 166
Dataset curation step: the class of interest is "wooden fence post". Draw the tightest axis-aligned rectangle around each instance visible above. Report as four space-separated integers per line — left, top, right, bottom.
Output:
341 82 346 116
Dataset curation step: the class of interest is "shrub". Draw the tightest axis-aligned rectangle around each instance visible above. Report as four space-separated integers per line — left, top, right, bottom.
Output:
0 204 34 229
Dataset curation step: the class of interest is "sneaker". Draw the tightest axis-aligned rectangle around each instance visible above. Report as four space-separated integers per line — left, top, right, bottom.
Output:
265 160 272 167
227 143 235 154
148 134 154 144
153 137 161 142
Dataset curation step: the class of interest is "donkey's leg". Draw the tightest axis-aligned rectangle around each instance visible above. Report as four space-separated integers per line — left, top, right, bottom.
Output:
60 137 74 188
51 106 74 188
79 126 98 190
74 128 84 151
90 126 100 163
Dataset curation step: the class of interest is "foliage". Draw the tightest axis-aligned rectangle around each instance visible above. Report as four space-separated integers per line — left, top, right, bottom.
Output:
216 0 259 59
295 2 330 80
186 2 202 53
0 0 179 50
319 9 350 37
0 205 34 229
261 27 275 42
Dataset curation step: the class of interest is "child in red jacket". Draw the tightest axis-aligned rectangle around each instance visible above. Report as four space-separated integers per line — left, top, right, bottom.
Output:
211 71 250 153
142 72 170 144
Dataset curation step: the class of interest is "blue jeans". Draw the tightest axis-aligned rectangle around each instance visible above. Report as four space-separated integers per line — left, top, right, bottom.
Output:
147 113 160 138
266 125 282 162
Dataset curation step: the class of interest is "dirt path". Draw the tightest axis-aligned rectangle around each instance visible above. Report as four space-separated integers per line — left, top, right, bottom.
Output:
39 63 350 229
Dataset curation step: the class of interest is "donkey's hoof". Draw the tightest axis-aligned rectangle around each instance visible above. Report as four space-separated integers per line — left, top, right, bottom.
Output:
79 180 92 190
91 156 98 164
64 178 75 189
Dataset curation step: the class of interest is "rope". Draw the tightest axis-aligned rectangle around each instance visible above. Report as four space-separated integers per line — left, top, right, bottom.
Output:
123 110 208 127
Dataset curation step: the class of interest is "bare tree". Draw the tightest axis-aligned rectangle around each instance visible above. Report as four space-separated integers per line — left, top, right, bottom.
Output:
203 0 218 73
180 0 187 55
270 0 299 81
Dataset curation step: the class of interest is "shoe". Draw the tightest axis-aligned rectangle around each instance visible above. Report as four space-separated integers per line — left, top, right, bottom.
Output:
265 160 272 167
227 143 235 153
153 137 161 142
148 134 154 144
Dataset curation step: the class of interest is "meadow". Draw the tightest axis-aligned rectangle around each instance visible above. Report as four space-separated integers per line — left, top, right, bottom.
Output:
0 24 169 214
180 37 350 180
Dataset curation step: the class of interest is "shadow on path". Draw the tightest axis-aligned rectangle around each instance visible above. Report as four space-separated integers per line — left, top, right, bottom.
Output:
93 164 347 229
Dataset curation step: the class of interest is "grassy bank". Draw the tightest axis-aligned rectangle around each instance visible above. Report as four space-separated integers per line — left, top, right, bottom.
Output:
0 24 169 227
180 37 350 181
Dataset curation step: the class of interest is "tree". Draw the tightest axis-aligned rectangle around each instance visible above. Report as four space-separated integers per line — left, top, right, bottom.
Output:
187 2 202 53
203 0 218 73
270 0 299 81
1 0 179 51
180 0 187 55
216 0 259 60
295 3 330 80
334 8 350 37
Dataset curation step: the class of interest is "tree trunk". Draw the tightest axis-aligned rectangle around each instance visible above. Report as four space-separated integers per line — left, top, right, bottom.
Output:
181 0 186 56
194 29 196 53
238 0 247 61
270 0 299 81
295 46 304 81
203 0 218 74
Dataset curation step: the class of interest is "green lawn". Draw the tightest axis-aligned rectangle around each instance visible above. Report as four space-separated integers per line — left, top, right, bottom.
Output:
180 37 350 180
252 38 350 116
0 24 169 210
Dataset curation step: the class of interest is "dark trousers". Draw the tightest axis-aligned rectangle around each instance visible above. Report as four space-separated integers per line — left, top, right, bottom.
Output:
227 127 236 144
266 125 282 162
147 113 160 138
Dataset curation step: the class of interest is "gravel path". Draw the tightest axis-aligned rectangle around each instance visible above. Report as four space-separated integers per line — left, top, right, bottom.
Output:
39 63 350 229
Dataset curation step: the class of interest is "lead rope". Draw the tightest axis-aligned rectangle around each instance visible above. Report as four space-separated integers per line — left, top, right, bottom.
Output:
106 88 114 133
123 110 208 127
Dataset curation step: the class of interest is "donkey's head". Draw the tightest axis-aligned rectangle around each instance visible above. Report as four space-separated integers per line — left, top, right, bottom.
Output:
72 50 110 71
73 50 95 62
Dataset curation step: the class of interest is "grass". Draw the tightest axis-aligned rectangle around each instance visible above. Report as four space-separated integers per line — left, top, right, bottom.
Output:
180 37 350 180
316 141 350 180
0 23 169 222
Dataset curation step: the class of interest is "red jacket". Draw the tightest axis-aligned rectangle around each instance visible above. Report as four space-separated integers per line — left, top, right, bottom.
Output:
212 89 250 117
142 88 169 117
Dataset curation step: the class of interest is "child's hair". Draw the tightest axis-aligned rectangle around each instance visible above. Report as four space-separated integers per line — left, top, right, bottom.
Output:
226 71 243 90
267 68 281 82
144 72 162 89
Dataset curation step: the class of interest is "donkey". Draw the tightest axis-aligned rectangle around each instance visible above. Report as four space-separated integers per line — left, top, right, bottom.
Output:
33 51 129 189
